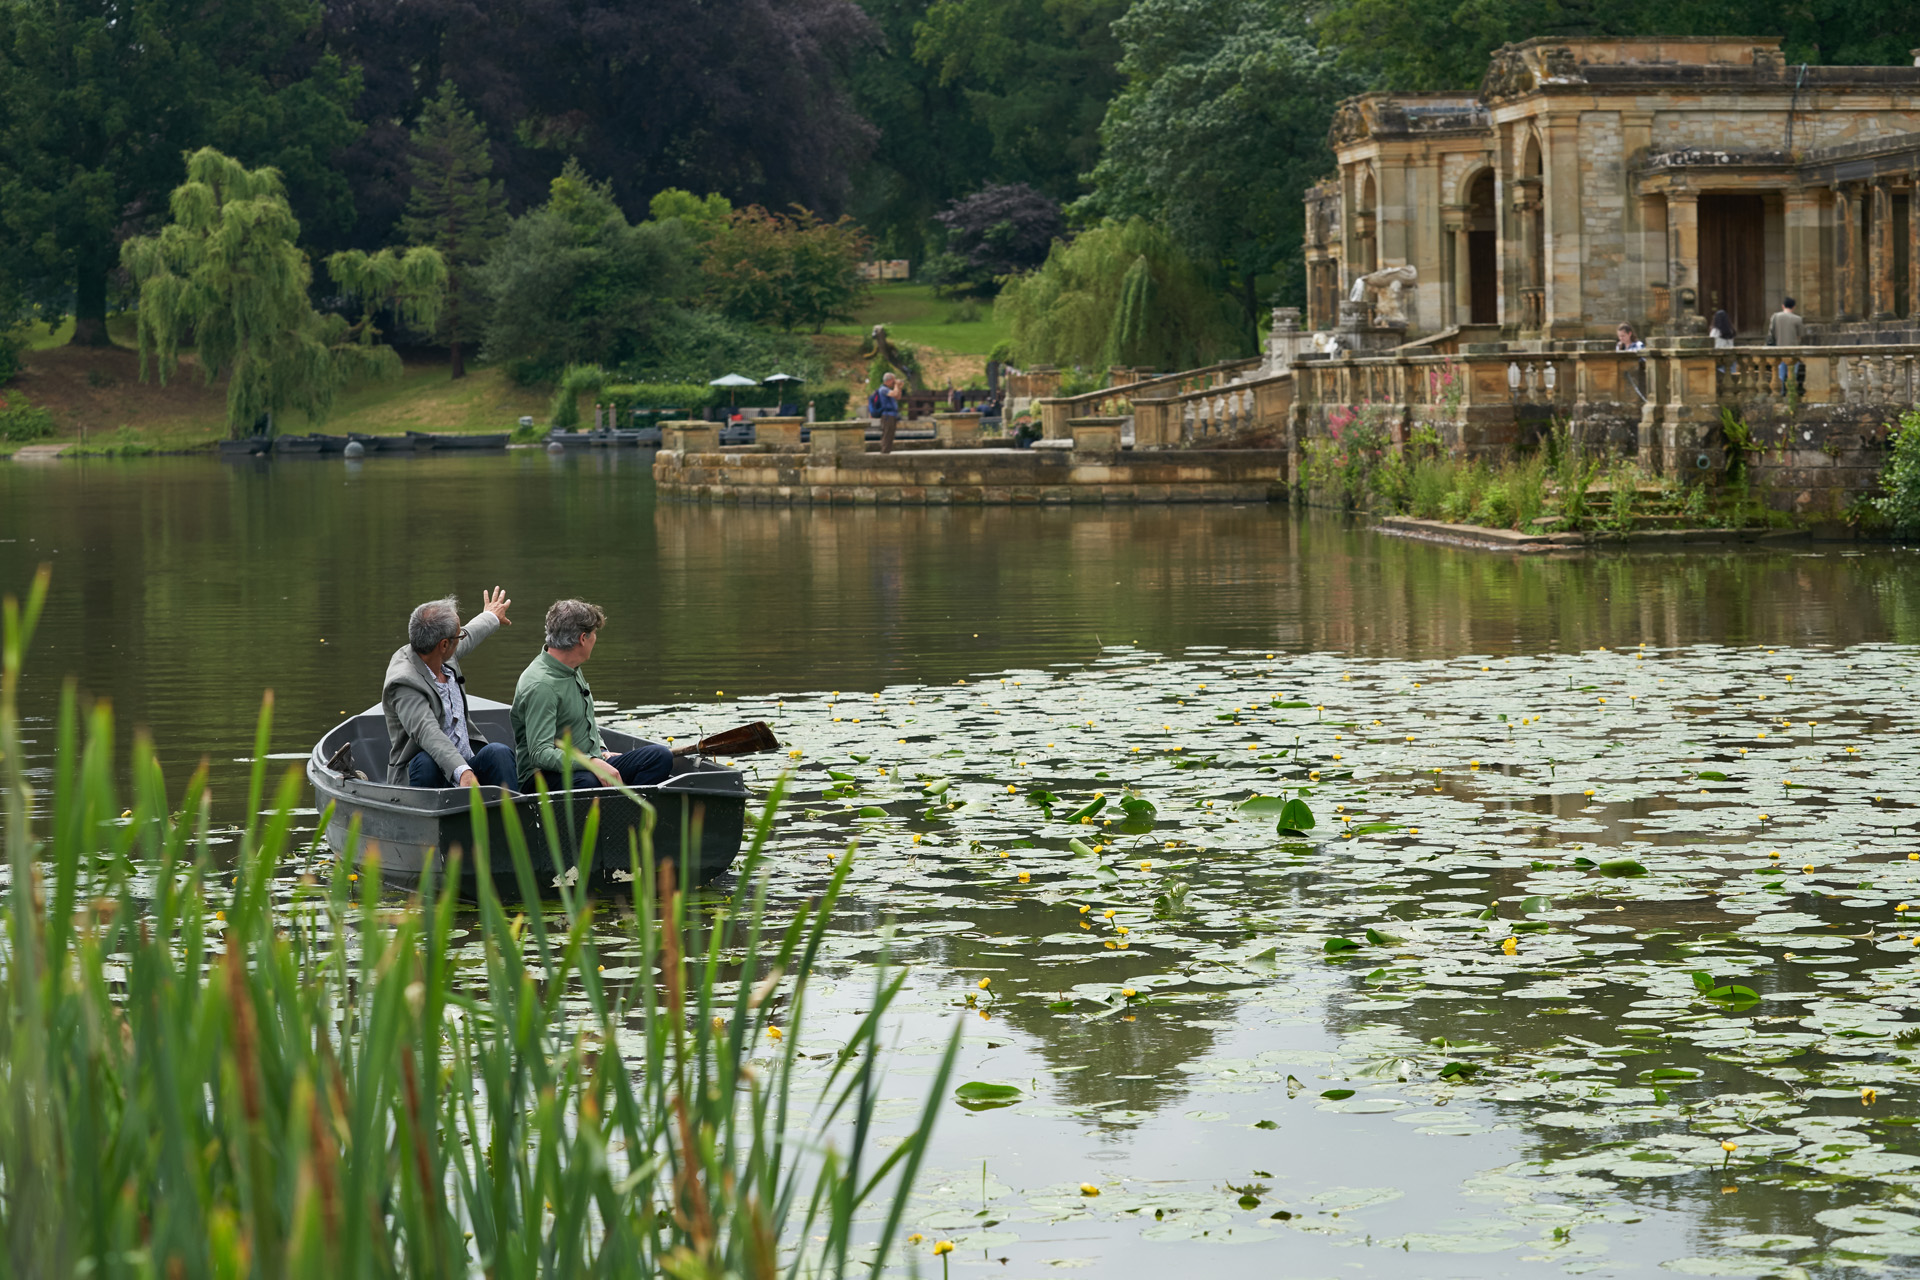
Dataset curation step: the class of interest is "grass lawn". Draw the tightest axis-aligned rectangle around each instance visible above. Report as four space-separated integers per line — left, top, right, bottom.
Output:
823 282 1009 357
4 336 545 454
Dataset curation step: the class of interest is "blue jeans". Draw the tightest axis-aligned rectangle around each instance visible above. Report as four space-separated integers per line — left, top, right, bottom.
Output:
539 742 674 791
408 741 518 789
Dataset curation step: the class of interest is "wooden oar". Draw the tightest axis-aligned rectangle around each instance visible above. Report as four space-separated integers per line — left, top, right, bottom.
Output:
672 721 780 758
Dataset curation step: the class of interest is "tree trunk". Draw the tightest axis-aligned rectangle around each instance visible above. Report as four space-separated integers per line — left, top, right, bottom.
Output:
69 253 113 347
1241 271 1258 343
449 339 466 380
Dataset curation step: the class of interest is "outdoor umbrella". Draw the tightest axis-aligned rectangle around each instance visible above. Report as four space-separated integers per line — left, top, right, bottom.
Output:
709 372 757 414
763 372 804 411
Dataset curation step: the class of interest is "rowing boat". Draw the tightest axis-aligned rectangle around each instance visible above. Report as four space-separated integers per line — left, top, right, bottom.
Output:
306 696 749 896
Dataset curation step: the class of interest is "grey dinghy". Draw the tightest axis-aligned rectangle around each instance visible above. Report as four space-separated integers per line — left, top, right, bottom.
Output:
307 696 749 895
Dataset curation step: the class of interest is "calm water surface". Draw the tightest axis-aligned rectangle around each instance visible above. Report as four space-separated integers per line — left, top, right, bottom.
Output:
8 453 1920 1277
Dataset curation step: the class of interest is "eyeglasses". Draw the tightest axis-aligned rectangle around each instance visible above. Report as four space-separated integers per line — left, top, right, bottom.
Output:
455 627 470 644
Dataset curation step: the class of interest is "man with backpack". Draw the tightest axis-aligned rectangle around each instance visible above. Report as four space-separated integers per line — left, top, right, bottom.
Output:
867 372 902 454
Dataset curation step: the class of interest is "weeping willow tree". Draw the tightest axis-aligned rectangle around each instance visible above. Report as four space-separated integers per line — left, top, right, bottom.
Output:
994 218 1243 373
122 149 446 438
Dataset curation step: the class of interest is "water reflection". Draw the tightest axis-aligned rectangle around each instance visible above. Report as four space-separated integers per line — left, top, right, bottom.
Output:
9 456 1920 1274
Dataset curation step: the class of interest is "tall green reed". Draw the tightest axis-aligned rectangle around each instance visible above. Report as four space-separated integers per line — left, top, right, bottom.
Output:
0 564 957 1278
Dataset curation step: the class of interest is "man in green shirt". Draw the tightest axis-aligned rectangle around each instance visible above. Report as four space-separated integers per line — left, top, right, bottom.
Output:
511 599 673 790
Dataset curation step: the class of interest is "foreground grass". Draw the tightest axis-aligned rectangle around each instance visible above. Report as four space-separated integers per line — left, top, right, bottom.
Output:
823 283 1009 358
0 565 953 1276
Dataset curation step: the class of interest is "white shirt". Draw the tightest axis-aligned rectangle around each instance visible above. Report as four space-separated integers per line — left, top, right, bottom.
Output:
429 666 474 761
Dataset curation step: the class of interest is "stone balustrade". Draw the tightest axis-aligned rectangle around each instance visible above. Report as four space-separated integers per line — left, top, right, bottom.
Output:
1035 358 1264 440
1290 340 1920 516
1131 373 1293 448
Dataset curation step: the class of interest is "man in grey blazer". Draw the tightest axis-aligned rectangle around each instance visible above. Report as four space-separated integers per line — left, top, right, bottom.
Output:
382 588 517 788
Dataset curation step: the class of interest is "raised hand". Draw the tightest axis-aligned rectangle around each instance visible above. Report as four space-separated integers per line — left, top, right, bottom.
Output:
483 585 512 625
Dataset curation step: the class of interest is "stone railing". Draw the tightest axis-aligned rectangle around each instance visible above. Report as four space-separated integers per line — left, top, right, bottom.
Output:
1035 358 1264 440
1290 339 1920 517
1131 373 1294 448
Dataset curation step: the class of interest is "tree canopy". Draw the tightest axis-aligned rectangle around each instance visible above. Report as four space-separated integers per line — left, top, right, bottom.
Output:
928 183 1064 295
122 148 443 437
0 0 358 344
1084 0 1358 323
324 0 878 251
399 81 507 379
478 162 693 383
995 217 1243 370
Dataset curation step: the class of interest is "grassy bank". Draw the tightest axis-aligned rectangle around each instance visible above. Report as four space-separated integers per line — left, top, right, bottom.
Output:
822 282 1009 359
1305 419 1793 534
0 565 953 1275
3 337 547 455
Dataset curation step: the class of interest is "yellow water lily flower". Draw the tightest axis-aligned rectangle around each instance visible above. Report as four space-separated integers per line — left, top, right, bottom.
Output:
1501 937 1518 956
933 1240 954 1255
908 1233 923 1245
1080 1183 1101 1196
978 977 991 990
1862 1087 1878 1106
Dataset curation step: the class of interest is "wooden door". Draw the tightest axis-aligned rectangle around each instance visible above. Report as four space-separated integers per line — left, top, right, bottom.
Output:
1699 194 1767 334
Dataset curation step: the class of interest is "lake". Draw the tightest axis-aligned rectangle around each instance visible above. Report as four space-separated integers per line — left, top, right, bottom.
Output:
7 451 1920 1276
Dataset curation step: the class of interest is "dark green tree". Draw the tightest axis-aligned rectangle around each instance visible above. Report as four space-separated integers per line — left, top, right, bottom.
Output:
1084 0 1358 326
0 0 357 346
913 0 1129 199
844 0 995 259
398 81 506 379
479 161 694 383
1314 0 1920 92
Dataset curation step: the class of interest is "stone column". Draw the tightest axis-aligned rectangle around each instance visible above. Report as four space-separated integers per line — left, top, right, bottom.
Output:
1668 191 1699 322
1442 206 1470 327
1784 188 1822 318
1835 184 1859 322
1544 115 1584 337
1513 179 1544 331
1871 180 1897 321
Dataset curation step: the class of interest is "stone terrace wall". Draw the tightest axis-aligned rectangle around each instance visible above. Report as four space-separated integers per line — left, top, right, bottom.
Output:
1288 342 1914 517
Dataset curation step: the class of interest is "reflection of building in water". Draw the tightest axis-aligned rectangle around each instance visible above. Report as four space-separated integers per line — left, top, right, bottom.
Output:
1305 38 1920 339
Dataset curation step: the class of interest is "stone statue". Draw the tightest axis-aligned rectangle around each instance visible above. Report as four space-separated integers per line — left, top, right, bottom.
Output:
1347 264 1420 325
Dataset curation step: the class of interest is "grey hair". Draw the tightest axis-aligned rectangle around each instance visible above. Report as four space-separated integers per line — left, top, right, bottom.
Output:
407 597 461 653
544 599 607 651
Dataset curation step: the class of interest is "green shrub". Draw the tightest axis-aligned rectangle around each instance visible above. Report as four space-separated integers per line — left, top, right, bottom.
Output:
0 327 23 385
1471 479 1515 529
548 362 608 428
0 394 54 442
1875 409 1920 532
1407 455 1457 518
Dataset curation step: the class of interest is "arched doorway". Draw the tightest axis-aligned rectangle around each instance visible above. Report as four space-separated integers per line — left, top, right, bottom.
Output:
1356 171 1379 276
1465 170 1498 324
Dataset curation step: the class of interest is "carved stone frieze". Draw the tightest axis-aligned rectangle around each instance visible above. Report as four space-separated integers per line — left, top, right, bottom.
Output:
1480 46 1537 101
1329 99 1370 147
